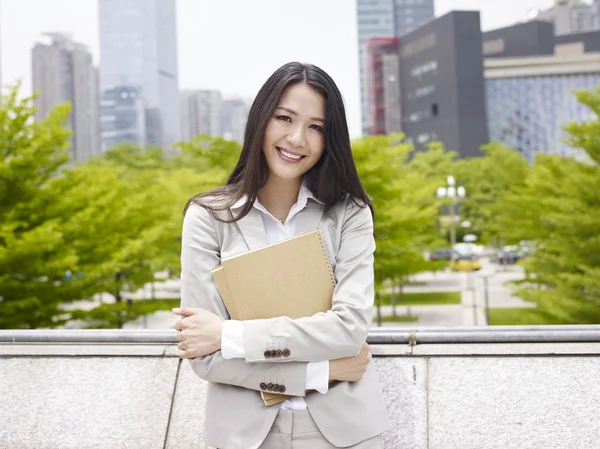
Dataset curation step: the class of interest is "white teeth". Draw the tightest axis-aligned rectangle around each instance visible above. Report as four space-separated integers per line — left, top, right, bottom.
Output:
280 149 302 160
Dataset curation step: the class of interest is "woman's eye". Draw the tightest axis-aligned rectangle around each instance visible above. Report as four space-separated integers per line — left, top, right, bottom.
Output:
310 124 324 132
277 115 292 122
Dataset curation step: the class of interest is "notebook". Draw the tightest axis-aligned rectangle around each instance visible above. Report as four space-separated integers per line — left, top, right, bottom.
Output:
211 230 336 405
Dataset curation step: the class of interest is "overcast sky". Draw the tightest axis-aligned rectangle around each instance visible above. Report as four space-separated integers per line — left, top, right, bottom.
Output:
1 0 555 137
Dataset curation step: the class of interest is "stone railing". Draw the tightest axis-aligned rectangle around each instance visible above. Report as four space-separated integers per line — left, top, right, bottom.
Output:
2 326 600 449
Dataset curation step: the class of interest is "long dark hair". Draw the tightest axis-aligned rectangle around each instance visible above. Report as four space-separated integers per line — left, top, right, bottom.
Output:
185 61 372 222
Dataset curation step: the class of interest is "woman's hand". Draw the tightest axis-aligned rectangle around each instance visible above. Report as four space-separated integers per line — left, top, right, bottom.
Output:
173 307 224 359
328 343 372 382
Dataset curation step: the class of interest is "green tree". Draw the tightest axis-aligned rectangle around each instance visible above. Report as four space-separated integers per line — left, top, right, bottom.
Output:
454 142 530 246
352 135 443 300
0 87 76 328
51 160 179 328
499 87 600 323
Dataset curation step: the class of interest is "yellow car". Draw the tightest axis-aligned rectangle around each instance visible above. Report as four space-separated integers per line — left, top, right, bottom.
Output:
453 256 481 271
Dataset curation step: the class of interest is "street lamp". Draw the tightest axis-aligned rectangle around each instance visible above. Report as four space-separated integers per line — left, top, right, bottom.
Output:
437 175 466 262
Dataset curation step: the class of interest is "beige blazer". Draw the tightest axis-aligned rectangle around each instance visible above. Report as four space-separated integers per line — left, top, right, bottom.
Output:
180 193 390 449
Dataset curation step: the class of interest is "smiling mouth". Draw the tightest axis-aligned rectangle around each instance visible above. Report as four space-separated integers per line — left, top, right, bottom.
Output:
276 147 305 162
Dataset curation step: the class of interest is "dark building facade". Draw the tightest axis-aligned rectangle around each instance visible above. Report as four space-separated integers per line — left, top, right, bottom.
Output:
482 21 555 59
398 11 489 158
483 22 600 58
555 29 600 53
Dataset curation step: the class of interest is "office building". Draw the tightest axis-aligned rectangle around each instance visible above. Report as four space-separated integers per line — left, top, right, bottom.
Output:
483 21 555 59
529 0 595 35
32 33 100 162
485 29 600 162
222 99 249 144
98 0 180 152
397 11 489 157
483 19 600 59
356 0 434 134
363 37 402 135
100 86 146 150
181 90 222 140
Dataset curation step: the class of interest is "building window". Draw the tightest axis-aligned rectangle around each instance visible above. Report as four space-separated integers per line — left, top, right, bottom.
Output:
413 85 435 98
417 133 431 143
410 60 438 78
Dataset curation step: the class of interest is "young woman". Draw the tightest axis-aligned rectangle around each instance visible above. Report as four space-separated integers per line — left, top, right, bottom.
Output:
173 62 389 449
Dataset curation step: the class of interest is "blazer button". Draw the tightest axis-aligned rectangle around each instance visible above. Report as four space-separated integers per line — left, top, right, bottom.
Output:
260 383 268 391
272 383 280 391
264 350 271 358
275 350 283 358
279 385 286 393
282 349 290 357
267 383 274 391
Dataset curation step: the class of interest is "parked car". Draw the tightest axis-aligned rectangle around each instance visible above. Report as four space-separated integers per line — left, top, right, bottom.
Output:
430 249 481 271
495 250 522 265
454 255 482 271
430 249 454 261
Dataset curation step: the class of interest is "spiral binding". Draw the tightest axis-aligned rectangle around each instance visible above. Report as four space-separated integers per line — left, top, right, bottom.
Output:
317 231 337 287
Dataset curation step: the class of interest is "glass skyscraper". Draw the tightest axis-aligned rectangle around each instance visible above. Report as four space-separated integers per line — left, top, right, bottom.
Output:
486 73 600 162
98 0 180 152
357 0 435 135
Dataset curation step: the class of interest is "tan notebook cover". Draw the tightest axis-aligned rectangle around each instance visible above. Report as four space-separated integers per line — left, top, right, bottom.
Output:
211 230 335 405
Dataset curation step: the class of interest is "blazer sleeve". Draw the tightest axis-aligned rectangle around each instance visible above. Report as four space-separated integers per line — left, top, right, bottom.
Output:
242 198 375 363
180 203 309 396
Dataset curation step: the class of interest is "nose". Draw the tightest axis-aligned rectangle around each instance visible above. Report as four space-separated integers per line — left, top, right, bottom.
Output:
286 123 306 148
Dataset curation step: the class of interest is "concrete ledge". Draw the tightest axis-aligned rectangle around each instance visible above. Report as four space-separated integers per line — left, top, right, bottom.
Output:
2 328 600 449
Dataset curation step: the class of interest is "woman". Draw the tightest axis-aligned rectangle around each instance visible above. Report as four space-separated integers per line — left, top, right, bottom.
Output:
173 62 389 449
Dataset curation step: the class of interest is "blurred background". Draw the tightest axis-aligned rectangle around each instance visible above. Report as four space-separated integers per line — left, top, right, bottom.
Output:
1 0 599 330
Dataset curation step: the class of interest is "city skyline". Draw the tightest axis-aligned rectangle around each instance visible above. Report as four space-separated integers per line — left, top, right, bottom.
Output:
98 0 180 151
2 0 559 138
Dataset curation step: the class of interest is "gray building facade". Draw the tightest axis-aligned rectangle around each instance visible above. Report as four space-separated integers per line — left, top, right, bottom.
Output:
98 0 180 152
399 11 489 158
32 33 100 162
181 90 223 140
484 22 600 58
530 0 596 35
100 86 145 150
483 21 555 59
222 99 249 144
357 0 434 135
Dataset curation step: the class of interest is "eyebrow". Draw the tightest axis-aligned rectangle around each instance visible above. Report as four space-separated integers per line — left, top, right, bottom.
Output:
277 106 325 123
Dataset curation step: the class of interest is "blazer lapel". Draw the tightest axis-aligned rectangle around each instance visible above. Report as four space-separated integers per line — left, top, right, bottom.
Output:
233 206 269 251
295 200 326 235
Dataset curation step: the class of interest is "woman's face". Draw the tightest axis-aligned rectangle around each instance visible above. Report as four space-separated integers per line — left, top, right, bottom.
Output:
262 83 326 183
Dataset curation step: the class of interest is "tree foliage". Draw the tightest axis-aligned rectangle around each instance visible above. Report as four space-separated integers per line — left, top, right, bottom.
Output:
0 88 75 328
353 135 446 289
497 87 600 323
454 142 529 245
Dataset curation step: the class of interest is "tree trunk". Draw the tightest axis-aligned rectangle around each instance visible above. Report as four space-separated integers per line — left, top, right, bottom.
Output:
391 283 397 317
115 273 123 329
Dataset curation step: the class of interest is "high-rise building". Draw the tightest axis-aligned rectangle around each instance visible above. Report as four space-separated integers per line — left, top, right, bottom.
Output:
484 28 600 162
398 11 489 158
363 37 402 136
32 33 100 162
530 0 595 35
100 86 145 150
594 0 600 28
98 0 180 152
181 90 223 140
356 0 434 135
222 99 249 144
